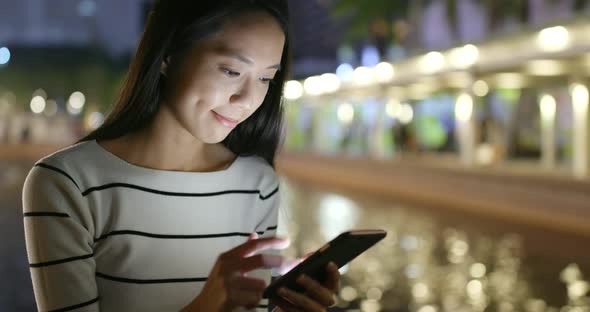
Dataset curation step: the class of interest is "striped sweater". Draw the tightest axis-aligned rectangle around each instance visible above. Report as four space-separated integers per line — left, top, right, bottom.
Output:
22 140 280 312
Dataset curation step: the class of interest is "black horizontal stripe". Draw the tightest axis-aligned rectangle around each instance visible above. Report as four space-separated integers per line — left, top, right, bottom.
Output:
48 296 99 312
260 186 279 200
94 225 278 242
82 182 279 200
35 163 81 191
24 212 70 218
95 230 250 242
96 272 207 284
35 163 280 201
258 304 269 309
30 253 94 268
256 225 278 235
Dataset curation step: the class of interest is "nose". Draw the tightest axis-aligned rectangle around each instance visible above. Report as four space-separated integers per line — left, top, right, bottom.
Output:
229 82 255 110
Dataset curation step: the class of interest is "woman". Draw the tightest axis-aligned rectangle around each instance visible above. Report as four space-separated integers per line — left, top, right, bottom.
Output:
22 1 340 311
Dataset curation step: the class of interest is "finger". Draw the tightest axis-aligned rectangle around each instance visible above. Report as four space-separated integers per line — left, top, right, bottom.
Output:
227 288 264 310
249 232 260 241
277 257 303 275
239 254 285 273
276 252 314 276
277 287 325 312
227 237 290 258
229 275 267 292
325 262 340 292
296 274 335 307
271 297 300 312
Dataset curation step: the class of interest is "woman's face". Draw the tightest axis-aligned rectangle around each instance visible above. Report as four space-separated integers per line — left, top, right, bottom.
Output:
161 11 285 144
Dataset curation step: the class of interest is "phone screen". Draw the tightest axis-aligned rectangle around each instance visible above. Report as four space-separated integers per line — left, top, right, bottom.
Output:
263 229 386 299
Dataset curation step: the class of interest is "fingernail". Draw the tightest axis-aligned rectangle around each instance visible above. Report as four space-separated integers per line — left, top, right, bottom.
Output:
277 237 291 249
297 274 307 283
329 262 338 269
278 287 287 295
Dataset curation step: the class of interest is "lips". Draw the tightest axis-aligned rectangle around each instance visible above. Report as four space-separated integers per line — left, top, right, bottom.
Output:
212 111 240 129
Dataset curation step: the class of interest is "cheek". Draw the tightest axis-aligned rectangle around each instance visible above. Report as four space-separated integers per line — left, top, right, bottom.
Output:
175 64 228 109
243 94 268 119
253 86 270 107
191 81 231 113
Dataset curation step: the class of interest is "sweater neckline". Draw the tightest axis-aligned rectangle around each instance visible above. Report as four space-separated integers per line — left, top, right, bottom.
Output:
90 140 242 176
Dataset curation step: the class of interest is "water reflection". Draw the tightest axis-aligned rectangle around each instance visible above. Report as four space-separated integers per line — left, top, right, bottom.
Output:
279 179 590 312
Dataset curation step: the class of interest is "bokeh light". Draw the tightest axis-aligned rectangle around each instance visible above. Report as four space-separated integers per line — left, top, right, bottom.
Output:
0 47 10 65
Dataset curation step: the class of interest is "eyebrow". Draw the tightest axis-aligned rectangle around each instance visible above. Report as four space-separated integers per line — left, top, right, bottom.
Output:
215 46 281 70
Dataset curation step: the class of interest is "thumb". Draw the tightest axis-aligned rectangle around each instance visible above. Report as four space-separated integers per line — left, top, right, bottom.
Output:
248 232 259 241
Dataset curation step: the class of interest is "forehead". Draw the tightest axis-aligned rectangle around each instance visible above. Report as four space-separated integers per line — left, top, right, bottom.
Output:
210 12 285 55
220 11 284 38
179 11 285 67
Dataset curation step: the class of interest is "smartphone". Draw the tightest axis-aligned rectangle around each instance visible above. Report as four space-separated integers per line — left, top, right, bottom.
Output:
263 229 387 299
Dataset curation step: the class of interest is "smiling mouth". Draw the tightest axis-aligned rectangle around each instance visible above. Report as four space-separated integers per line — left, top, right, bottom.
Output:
212 111 240 129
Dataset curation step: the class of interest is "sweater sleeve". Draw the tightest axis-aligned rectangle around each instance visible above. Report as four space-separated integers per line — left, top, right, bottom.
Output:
254 180 280 239
246 174 281 312
22 163 100 312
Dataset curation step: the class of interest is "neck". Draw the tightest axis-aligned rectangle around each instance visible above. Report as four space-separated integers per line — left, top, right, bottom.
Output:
100 106 235 172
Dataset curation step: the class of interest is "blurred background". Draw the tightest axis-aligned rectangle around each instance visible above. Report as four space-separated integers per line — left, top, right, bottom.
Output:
1 0 590 311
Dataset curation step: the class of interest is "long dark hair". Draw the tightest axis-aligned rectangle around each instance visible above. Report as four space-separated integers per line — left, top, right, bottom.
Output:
80 0 290 167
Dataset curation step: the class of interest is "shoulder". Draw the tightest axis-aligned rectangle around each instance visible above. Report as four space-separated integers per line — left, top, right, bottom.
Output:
25 141 96 194
238 155 279 193
37 140 95 168
23 143 95 233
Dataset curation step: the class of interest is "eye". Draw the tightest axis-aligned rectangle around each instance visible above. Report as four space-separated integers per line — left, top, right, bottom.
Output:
221 68 240 77
260 77 274 85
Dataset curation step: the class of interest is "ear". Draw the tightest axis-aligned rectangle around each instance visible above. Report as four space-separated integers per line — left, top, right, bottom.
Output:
160 55 171 77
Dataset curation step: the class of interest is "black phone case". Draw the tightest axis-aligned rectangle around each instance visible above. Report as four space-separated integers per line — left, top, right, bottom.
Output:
263 230 386 299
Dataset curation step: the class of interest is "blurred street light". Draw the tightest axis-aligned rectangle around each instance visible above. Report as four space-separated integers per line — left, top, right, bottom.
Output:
284 80 303 100
571 83 589 116
540 94 557 169
455 93 474 122
398 103 414 124
472 80 489 97
30 96 46 114
319 73 341 94
374 62 395 83
352 66 374 86
340 286 358 302
337 103 354 123
67 91 86 115
540 94 557 122
449 44 479 69
386 99 402 119
537 26 569 52
0 47 11 65
88 111 105 130
303 76 323 96
336 63 354 82
570 83 589 178
420 51 445 74
470 263 487 278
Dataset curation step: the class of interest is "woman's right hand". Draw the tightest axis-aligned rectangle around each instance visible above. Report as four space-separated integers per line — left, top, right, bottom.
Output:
182 234 290 312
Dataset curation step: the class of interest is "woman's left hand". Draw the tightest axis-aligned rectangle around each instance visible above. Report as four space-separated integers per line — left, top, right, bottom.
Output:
271 262 340 311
